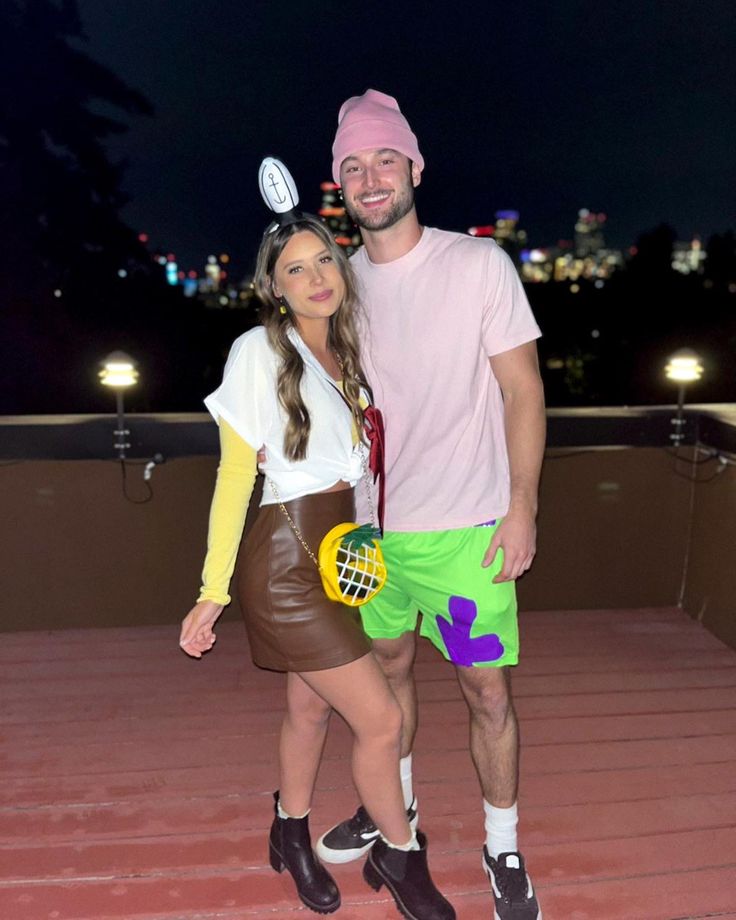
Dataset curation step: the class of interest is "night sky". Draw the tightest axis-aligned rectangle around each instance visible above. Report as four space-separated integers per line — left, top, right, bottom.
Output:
75 0 735 276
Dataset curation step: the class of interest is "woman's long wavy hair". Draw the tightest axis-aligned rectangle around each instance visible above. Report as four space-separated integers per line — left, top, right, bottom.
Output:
254 215 370 462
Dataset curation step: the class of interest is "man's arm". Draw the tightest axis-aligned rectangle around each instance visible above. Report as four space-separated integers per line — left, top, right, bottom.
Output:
482 341 546 582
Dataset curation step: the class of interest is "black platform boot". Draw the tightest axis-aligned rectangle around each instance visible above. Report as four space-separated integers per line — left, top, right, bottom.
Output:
363 830 456 920
268 791 340 914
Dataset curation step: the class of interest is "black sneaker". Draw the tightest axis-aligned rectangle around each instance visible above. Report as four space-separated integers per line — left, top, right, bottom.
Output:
482 848 542 920
316 798 418 864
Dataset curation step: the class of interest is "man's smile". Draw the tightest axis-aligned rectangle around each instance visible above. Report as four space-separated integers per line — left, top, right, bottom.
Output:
358 191 392 207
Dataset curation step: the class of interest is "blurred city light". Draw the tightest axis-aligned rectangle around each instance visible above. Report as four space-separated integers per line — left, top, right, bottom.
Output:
166 258 179 285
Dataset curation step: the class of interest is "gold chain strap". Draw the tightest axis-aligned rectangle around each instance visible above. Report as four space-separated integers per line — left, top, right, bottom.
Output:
268 446 373 571
268 478 322 570
266 353 375 567
333 352 376 529
359 446 375 528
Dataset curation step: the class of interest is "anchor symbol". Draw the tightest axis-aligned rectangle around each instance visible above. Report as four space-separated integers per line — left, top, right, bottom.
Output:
267 171 287 205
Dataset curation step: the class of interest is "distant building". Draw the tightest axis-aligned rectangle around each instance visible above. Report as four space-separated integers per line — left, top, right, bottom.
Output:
519 247 557 283
494 210 520 245
517 210 623 285
319 181 362 254
468 211 527 265
190 254 256 310
575 209 606 257
672 237 706 275
549 248 623 283
518 243 622 285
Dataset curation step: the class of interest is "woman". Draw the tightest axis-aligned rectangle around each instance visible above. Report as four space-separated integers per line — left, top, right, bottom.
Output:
180 193 454 918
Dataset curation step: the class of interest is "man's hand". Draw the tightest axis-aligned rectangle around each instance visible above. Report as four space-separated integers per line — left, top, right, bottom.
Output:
482 508 537 583
179 599 224 658
484 342 545 584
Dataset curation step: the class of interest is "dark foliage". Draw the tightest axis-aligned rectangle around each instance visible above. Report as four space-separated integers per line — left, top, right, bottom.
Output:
0 3 733 414
0 0 204 413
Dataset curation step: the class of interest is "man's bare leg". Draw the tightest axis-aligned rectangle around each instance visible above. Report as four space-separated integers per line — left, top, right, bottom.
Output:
454 665 519 806
371 632 418 758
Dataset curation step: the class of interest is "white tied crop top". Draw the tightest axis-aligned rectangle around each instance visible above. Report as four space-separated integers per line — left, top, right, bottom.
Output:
204 326 365 505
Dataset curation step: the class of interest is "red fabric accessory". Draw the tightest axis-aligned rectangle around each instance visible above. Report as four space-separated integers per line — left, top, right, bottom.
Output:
364 405 386 534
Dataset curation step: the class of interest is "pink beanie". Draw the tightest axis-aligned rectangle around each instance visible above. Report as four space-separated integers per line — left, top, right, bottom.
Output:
331 89 424 184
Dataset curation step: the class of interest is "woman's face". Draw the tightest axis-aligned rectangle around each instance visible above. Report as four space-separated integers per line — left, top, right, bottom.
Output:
271 230 345 329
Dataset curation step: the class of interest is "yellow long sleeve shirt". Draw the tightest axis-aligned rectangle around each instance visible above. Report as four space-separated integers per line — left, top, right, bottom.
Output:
197 419 258 606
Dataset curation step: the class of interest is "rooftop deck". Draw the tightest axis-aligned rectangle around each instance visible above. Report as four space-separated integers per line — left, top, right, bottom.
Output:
3 606 735 920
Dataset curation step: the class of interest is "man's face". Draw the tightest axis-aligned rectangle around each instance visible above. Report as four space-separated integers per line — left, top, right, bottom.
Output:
339 149 421 232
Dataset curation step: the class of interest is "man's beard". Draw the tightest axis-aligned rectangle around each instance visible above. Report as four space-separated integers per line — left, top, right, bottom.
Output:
345 183 415 232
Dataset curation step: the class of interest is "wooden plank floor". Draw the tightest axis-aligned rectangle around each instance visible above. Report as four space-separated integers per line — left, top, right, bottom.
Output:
1 607 735 920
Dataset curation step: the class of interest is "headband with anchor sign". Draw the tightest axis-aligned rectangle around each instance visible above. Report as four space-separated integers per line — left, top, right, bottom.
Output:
258 157 304 233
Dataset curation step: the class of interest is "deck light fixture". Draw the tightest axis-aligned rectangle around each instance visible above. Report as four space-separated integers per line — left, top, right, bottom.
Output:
99 351 138 459
664 349 703 446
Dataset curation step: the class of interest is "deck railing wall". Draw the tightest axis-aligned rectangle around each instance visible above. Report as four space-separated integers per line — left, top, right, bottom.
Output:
1 407 734 649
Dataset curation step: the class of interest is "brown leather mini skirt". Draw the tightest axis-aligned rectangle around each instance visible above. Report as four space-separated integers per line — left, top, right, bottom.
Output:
237 488 372 672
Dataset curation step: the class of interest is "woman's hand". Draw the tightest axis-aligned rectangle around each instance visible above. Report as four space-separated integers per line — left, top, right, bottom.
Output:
179 600 224 658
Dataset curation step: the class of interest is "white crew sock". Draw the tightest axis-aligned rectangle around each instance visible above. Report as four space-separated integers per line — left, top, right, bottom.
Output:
483 800 518 859
277 800 310 820
400 754 415 811
384 830 420 851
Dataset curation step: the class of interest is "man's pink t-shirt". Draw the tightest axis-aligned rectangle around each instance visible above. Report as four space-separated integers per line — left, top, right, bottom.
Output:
353 227 541 532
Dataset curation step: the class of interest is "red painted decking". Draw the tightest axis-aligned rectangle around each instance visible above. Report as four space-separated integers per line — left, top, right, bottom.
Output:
2 607 735 920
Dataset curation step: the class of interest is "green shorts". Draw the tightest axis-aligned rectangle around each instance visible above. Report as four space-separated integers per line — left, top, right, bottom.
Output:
361 522 518 668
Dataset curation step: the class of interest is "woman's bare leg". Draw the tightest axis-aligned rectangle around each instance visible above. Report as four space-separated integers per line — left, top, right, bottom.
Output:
278 671 332 816
295 653 411 846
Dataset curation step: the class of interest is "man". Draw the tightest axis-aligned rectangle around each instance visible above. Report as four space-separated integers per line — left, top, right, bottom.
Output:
316 90 546 920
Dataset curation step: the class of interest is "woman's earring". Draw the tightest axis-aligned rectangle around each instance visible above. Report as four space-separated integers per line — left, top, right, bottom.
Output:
278 295 288 316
